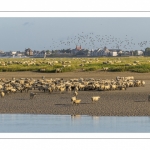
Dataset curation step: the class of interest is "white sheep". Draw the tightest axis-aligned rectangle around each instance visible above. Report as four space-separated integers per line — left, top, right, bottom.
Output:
10 88 17 93
72 99 81 105
55 68 62 73
104 84 111 91
48 87 53 93
0 91 5 98
91 96 100 102
71 96 81 104
125 76 134 80
110 84 117 90
71 96 76 102
74 90 78 96
0 84 3 90
141 80 145 87
66 86 72 93
40 68 45 72
59 87 66 94
102 67 109 71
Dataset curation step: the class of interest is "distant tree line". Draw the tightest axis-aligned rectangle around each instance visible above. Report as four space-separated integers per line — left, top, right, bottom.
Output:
145 47 150 56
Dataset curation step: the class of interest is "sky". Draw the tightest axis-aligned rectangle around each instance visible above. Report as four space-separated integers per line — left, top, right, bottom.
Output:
1 17 150 52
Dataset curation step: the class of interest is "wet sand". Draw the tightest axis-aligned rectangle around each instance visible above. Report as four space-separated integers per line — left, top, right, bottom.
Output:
0 71 150 116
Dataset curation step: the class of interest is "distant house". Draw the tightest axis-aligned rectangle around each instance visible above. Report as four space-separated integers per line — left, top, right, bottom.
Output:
90 47 123 57
25 48 33 56
101 47 110 56
137 50 143 56
71 45 82 55
33 50 40 56
11 51 17 55
76 49 90 56
34 50 46 58
122 51 130 56
76 45 82 50
16 53 22 57
108 49 122 56
117 50 123 56
91 49 101 56
109 51 118 56
4 51 17 56
0 51 5 56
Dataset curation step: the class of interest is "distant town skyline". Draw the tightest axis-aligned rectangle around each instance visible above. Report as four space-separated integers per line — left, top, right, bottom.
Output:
1 17 150 52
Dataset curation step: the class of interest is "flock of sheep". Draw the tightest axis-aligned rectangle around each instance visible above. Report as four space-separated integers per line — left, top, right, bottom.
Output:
0 75 147 104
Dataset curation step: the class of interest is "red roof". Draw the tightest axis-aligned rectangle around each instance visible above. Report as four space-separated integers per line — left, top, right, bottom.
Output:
76 45 81 50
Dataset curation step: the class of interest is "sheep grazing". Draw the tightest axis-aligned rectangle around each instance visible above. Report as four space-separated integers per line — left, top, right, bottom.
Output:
71 96 76 102
0 91 5 98
74 90 78 96
91 96 100 102
141 80 145 87
10 88 17 93
66 86 72 93
59 87 66 94
55 68 62 73
72 99 81 105
30 92 37 99
40 68 45 72
102 67 109 71
71 96 81 104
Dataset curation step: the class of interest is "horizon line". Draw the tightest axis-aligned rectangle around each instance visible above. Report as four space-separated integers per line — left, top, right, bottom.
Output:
1 11 150 12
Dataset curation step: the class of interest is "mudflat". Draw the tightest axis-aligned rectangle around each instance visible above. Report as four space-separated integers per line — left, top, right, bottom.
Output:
0 71 150 116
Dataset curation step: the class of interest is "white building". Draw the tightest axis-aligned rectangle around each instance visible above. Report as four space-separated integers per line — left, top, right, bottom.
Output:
11 51 17 55
102 47 110 56
137 50 143 55
109 51 118 56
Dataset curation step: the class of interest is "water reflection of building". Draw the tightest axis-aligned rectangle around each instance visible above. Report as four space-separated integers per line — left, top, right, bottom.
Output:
71 115 81 119
92 116 100 120
92 116 100 126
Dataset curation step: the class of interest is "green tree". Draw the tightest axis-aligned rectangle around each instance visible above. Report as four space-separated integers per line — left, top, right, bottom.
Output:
145 47 150 56
133 50 138 56
46 50 50 54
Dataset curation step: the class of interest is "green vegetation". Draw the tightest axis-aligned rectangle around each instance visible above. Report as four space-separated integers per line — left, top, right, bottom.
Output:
145 47 150 56
0 56 150 73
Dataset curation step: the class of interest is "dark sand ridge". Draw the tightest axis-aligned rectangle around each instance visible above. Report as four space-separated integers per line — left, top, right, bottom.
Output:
0 71 150 116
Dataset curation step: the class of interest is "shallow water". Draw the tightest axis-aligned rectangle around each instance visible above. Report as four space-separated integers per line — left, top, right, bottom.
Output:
0 114 150 133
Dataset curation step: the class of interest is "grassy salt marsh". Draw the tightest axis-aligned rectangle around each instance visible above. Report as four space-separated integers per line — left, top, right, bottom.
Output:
0 56 150 73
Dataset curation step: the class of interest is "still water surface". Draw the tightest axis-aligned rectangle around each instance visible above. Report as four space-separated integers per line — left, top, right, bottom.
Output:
0 114 150 133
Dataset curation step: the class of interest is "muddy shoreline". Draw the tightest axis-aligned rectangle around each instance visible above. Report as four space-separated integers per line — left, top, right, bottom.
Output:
0 71 150 116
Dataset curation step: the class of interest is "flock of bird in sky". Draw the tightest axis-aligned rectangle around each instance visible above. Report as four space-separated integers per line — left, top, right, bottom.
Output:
48 32 149 51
